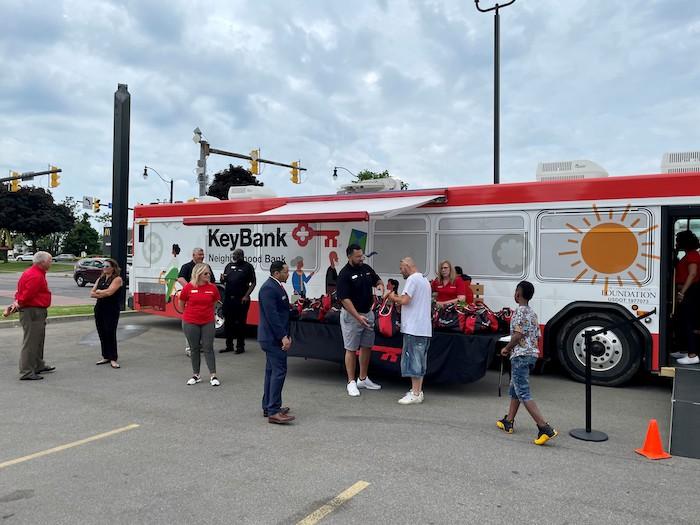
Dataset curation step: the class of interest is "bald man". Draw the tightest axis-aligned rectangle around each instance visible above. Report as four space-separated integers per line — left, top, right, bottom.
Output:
389 257 432 404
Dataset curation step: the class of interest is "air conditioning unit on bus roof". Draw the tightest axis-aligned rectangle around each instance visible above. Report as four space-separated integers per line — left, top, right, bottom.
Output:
227 185 277 200
661 151 700 174
337 177 404 194
535 160 609 182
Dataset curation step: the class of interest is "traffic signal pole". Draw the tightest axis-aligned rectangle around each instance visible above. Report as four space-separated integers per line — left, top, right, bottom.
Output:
207 146 307 172
0 168 62 184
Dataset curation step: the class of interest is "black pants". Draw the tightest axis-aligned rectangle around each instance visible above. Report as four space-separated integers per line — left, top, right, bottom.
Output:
676 283 700 356
95 304 120 361
224 300 250 350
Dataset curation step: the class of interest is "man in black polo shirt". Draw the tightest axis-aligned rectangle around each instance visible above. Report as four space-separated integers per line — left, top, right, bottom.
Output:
178 247 215 356
336 243 385 397
219 248 256 354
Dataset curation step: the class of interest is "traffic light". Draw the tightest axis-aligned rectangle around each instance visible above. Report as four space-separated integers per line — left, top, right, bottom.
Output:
290 161 300 184
250 149 259 175
93 198 101 212
9 171 20 192
49 166 60 188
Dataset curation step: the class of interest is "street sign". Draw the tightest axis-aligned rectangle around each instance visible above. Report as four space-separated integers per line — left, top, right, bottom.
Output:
82 196 93 209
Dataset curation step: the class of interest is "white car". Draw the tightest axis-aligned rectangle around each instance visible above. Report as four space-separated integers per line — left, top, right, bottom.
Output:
15 253 34 262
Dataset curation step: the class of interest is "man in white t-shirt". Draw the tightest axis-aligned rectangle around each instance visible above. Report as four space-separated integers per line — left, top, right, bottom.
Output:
388 257 432 404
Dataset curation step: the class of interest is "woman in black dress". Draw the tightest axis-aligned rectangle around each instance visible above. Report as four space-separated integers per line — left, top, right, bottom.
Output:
91 259 124 369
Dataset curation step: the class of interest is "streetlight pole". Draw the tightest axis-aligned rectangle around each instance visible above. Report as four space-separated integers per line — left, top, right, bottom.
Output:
143 166 174 203
475 0 516 185
332 166 357 180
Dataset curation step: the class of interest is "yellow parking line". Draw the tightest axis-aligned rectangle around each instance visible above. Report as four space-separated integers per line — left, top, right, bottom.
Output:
0 423 140 470
297 480 370 525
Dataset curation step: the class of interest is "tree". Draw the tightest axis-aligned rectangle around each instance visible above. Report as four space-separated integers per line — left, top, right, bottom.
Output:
207 164 263 200
0 186 75 252
36 196 82 254
355 169 408 190
62 213 101 256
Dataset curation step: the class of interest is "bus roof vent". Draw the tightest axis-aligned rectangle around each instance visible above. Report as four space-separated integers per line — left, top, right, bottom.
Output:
661 151 700 174
536 160 608 181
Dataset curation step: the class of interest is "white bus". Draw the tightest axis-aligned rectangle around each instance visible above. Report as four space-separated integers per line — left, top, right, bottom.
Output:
132 170 700 386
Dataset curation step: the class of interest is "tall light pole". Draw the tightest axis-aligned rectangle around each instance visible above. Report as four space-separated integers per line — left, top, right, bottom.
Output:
332 166 357 180
192 127 209 197
143 166 174 203
475 0 516 185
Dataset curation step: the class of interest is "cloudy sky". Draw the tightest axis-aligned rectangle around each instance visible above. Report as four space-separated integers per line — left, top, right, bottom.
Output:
1 0 699 209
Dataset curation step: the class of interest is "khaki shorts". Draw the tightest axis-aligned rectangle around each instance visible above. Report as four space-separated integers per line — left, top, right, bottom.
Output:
340 309 375 351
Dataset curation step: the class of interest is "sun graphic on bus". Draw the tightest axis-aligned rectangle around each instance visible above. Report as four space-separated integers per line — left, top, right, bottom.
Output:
558 204 659 294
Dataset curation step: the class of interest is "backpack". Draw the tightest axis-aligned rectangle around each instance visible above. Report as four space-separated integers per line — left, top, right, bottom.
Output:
433 304 463 332
376 296 401 337
494 307 514 332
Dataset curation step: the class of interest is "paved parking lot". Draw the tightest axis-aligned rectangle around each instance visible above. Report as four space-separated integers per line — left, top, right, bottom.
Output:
0 315 696 524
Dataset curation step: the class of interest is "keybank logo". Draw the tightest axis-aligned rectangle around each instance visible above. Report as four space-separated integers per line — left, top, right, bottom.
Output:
208 228 288 251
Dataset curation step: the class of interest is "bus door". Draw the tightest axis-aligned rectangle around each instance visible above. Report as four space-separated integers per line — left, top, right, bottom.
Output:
661 206 700 365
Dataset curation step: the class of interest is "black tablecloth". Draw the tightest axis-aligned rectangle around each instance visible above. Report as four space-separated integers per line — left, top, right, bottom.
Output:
288 321 502 384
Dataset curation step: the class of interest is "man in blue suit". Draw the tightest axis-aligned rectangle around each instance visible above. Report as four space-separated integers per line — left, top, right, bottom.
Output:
258 261 295 424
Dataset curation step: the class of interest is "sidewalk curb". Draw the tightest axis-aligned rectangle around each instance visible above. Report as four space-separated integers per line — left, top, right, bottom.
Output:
0 310 147 330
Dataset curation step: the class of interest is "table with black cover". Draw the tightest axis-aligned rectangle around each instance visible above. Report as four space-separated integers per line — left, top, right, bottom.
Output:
288 320 503 384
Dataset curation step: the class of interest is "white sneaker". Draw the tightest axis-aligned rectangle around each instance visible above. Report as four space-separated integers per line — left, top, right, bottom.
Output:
670 352 687 359
347 380 360 397
210 376 220 386
357 376 382 390
398 391 424 405
186 375 201 385
677 355 700 365
185 347 192 357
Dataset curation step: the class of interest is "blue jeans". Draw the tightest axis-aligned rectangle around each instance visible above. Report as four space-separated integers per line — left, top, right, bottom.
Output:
401 334 431 377
509 355 538 401
261 343 288 416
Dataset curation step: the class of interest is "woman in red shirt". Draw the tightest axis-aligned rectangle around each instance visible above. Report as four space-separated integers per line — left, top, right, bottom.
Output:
674 230 700 365
432 260 472 306
178 263 222 385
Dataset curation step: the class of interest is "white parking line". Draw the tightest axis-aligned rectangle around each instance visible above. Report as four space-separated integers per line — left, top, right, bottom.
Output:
0 423 140 470
297 480 370 525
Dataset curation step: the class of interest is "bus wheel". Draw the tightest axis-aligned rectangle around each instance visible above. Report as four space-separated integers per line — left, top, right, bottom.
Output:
556 312 641 387
215 301 226 338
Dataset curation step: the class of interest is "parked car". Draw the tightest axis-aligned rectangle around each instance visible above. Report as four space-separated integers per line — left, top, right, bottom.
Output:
54 253 77 261
15 253 34 262
74 257 107 287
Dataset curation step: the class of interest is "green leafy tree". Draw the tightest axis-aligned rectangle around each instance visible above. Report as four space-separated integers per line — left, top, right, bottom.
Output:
354 169 408 190
36 196 82 254
0 186 75 252
207 164 263 200
62 213 101 256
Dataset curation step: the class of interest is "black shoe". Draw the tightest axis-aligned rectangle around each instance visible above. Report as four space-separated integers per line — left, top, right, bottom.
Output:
234 348 245 354
37 366 56 374
20 373 44 380
534 423 558 445
219 348 234 353
496 415 514 434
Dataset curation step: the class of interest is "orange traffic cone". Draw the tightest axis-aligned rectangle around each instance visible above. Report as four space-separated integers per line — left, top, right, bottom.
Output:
635 419 671 460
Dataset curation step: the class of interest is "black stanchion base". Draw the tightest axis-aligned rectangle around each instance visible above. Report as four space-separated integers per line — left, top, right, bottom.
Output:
569 428 609 442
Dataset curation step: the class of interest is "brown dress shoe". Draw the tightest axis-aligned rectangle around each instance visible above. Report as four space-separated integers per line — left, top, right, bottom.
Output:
263 407 290 417
268 412 295 424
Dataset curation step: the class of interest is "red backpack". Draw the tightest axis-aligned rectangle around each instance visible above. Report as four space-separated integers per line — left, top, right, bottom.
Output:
376 297 400 338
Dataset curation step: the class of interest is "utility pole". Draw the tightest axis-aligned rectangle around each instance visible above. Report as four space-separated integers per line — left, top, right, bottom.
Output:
112 83 130 310
475 0 516 185
192 128 306 195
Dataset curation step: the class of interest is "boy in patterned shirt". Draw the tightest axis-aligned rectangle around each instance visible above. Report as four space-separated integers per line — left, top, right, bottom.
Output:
496 281 558 445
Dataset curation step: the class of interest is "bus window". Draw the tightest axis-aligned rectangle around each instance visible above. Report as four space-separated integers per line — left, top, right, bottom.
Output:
537 208 653 285
372 233 429 274
436 214 527 279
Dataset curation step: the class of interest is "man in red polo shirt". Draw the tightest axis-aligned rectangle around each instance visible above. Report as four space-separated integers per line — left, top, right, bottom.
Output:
7 251 55 380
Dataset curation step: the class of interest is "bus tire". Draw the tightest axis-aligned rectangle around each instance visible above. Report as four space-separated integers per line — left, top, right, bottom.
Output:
556 312 641 387
214 286 226 338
